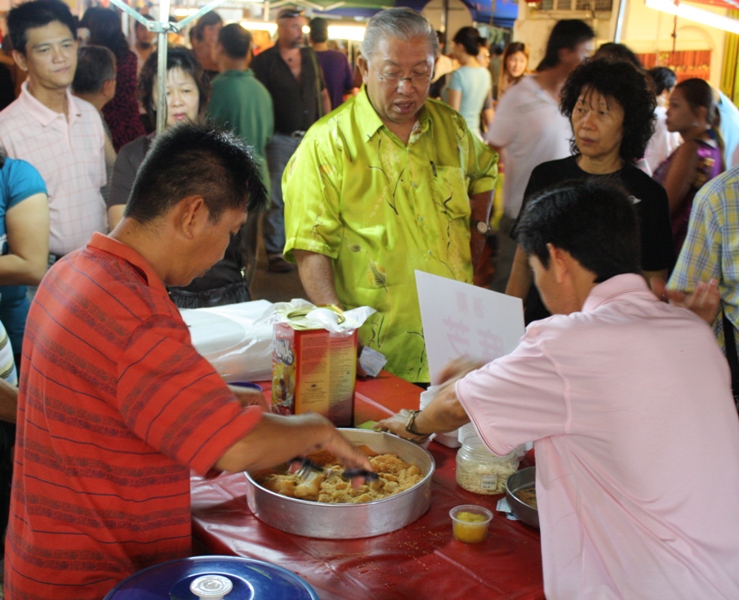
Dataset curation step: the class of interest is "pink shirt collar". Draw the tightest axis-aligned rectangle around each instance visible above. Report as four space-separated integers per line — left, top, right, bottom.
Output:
18 81 83 127
87 232 168 296
582 273 653 313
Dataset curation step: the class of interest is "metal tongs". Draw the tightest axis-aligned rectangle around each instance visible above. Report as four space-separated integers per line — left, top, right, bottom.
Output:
290 457 378 482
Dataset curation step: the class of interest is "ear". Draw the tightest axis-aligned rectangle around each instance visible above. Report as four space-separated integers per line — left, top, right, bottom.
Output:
175 195 209 239
546 244 571 284
12 49 28 72
694 104 708 123
357 55 369 84
103 78 116 99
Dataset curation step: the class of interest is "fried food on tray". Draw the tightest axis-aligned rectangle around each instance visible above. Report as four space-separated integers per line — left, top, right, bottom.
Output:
514 486 537 509
256 447 423 504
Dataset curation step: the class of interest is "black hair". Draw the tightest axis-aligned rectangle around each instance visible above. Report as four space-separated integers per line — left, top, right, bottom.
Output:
647 66 677 96
72 44 116 95
192 11 223 43
593 42 642 70
516 179 641 282
86 7 129 60
139 46 210 124
309 17 328 44
673 78 724 154
674 78 719 128
537 19 594 71
218 23 251 59
560 58 656 165
0 146 5 169
7 0 76 55
125 121 268 223
452 26 484 57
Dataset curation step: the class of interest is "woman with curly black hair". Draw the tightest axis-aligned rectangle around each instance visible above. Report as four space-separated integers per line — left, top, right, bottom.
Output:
505 57 675 324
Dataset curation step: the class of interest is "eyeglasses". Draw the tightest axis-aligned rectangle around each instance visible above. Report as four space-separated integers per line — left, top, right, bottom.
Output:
375 69 432 89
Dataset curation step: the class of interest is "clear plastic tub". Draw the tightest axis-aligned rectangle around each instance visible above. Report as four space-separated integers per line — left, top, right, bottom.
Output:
456 435 523 495
449 504 493 543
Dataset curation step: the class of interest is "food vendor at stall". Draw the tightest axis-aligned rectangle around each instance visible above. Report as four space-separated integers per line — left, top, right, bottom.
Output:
4 122 372 600
378 179 739 599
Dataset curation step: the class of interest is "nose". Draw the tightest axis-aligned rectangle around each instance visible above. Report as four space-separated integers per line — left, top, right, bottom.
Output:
396 78 414 93
51 45 65 62
581 109 596 128
169 91 184 107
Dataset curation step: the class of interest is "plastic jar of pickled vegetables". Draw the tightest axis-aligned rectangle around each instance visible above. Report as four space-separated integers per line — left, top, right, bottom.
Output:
455 435 522 495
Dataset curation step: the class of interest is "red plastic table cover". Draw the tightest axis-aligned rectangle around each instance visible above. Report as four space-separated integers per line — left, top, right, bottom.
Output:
191 372 544 600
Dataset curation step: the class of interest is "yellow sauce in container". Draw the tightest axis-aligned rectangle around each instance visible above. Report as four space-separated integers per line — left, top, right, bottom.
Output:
449 505 493 543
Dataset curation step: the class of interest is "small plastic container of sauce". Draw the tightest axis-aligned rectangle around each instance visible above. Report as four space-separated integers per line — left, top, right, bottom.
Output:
449 504 493 543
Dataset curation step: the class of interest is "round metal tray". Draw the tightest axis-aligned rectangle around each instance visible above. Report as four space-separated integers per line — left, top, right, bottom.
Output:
505 466 539 529
245 429 435 539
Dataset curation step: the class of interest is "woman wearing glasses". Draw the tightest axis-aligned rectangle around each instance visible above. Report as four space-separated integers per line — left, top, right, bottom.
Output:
444 27 494 139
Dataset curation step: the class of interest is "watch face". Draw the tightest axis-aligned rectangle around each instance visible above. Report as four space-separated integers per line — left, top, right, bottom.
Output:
475 221 488 234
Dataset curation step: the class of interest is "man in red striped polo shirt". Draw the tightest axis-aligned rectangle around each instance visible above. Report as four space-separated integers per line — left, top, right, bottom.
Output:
4 122 372 599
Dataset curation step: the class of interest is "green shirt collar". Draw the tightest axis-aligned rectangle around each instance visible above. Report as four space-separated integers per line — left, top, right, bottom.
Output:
354 85 432 144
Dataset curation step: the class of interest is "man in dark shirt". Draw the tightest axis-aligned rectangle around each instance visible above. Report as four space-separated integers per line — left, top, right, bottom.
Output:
309 17 356 110
252 7 331 273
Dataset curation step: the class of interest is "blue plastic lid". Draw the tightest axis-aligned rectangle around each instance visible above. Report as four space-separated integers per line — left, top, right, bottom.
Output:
103 556 319 600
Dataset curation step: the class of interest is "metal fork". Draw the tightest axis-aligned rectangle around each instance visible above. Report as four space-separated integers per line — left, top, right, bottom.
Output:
290 457 378 482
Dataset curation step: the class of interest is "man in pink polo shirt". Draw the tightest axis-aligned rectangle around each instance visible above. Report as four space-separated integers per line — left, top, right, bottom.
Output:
0 0 106 262
379 179 739 599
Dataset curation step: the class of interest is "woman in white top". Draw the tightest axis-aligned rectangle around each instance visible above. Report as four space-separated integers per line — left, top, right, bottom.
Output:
444 27 493 139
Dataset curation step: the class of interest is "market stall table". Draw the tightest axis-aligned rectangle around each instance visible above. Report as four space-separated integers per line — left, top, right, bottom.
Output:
191 372 544 600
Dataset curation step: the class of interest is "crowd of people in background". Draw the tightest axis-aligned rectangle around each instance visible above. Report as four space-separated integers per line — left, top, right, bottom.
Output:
1 0 739 596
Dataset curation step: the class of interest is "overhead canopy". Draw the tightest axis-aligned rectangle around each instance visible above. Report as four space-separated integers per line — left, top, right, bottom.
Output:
688 0 739 8
313 0 518 26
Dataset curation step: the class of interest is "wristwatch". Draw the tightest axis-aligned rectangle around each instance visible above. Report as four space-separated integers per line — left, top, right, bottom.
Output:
471 219 491 235
405 409 425 436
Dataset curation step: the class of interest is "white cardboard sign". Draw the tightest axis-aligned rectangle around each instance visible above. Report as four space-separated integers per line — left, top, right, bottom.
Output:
415 271 526 383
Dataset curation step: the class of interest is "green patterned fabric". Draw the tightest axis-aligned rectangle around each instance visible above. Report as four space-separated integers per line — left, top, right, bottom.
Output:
284 87 497 382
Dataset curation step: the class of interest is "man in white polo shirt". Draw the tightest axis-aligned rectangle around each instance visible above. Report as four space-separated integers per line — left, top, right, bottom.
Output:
0 0 107 264
486 20 594 293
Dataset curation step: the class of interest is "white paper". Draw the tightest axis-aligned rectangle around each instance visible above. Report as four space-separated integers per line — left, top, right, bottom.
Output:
415 271 525 383
359 346 387 377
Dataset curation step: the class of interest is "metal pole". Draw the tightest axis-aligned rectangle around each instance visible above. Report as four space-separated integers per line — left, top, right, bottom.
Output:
614 0 627 42
108 0 232 135
441 0 449 47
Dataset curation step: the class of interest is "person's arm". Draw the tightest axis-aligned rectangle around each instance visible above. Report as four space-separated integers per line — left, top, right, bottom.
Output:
666 181 723 325
293 249 341 307
481 90 494 132
446 88 462 112
215 411 372 473
660 142 700 216
505 244 533 301
653 277 720 324
643 269 668 287
108 140 145 231
376 357 482 440
321 88 331 117
0 377 17 423
1 192 49 285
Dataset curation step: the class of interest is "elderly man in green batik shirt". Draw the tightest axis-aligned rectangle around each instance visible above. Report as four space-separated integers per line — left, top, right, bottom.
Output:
282 8 498 384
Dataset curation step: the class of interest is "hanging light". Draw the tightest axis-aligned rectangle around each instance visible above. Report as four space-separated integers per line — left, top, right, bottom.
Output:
645 0 739 34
